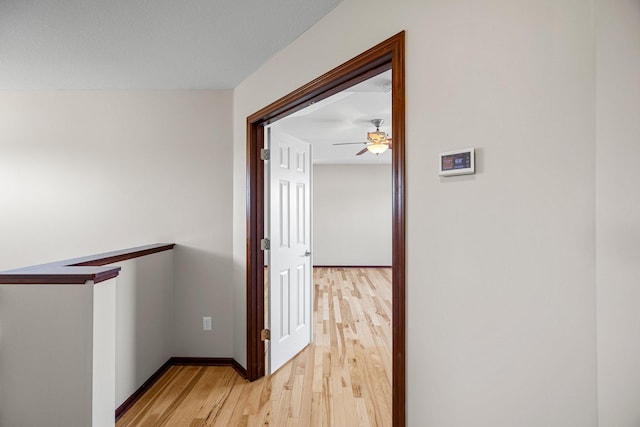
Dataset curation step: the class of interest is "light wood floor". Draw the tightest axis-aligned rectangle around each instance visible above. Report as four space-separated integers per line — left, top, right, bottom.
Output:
116 267 392 427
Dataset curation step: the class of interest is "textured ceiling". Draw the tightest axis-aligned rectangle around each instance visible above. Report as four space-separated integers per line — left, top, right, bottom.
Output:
0 0 341 89
1 0 390 165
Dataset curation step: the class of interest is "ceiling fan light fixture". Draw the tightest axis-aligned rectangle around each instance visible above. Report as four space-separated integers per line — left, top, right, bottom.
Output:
367 143 389 155
367 130 387 144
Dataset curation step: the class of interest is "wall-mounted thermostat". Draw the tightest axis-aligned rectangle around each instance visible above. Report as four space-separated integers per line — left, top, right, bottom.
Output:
439 148 475 176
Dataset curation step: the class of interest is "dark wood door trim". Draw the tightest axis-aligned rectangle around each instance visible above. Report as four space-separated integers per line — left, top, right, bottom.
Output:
246 31 406 426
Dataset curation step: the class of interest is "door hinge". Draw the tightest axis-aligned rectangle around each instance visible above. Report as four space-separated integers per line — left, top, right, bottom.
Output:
260 148 270 161
261 329 271 341
260 238 270 250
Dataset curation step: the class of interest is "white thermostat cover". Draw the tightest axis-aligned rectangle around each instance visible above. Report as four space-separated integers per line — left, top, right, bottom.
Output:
439 148 475 176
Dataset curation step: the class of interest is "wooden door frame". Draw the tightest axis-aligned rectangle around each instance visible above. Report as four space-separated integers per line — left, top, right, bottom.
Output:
246 31 406 426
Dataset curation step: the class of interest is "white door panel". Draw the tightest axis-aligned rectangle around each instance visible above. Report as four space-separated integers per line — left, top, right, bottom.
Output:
267 123 312 374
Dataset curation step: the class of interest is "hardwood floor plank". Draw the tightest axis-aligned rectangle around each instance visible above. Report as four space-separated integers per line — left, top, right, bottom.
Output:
193 368 238 424
117 267 391 427
207 373 252 426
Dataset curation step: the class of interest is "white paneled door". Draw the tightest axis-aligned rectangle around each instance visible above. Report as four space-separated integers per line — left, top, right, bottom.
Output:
266 123 313 374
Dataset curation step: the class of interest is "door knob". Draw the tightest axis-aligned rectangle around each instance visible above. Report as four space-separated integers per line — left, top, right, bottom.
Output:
304 250 311 257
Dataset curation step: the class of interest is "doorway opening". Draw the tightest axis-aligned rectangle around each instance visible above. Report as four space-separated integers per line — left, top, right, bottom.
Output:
246 31 405 426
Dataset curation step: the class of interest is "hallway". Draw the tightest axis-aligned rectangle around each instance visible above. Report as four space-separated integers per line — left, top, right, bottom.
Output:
116 267 392 426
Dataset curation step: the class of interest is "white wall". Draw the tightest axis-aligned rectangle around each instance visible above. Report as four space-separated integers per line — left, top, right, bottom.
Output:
93 279 117 427
0 280 116 427
233 0 597 425
596 1 640 425
313 164 391 266
112 251 174 407
0 91 235 358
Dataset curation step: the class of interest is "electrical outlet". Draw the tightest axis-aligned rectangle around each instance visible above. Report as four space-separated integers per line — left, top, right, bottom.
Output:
203 316 212 331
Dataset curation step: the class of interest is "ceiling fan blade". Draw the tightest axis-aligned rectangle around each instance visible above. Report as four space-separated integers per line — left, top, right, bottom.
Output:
333 141 367 146
356 147 369 156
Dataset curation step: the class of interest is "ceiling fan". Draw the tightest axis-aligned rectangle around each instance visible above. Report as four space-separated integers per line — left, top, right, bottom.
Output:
333 119 392 155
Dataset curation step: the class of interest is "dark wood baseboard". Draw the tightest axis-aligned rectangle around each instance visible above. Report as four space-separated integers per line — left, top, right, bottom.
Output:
171 357 248 378
115 358 173 420
115 357 246 421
